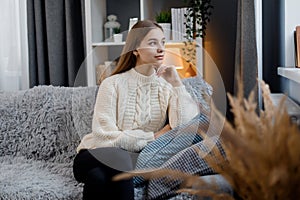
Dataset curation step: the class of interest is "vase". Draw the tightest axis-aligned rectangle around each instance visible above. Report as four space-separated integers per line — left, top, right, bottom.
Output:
113 33 123 43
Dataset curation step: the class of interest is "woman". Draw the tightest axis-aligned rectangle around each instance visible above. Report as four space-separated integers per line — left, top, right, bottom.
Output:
73 20 199 200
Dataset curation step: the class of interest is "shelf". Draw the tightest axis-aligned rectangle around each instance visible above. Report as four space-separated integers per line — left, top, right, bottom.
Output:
92 41 189 47
92 42 126 47
278 67 300 84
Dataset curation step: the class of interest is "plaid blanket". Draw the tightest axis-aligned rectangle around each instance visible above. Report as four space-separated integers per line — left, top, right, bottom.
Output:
132 75 227 199
134 109 226 199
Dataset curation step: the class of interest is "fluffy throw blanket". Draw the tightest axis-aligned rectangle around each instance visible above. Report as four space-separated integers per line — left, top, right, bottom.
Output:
0 85 98 199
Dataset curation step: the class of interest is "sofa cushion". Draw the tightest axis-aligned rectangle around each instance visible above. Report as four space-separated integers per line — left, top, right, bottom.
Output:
181 75 212 113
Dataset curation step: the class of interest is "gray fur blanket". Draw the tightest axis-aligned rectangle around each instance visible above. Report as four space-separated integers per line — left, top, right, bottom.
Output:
0 85 98 199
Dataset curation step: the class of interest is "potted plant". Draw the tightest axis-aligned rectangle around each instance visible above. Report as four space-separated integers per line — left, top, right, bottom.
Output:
155 10 171 23
180 0 213 67
113 27 121 35
113 27 123 43
155 10 172 40
183 0 213 40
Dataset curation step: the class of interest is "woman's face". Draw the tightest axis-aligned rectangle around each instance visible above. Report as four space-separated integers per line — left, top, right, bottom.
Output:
135 28 165 68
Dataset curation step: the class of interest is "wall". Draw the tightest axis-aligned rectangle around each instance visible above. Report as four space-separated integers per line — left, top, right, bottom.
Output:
201 0 300 117
261 0 300 104
284 1 300 67
283 0 300 103
107 0 140 32
262 0 285 93
203 0 238 122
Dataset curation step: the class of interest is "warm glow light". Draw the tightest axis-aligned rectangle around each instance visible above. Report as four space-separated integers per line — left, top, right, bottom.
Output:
163 45 196 78
163 43 197 78
175 65 184 69
163 48 184 68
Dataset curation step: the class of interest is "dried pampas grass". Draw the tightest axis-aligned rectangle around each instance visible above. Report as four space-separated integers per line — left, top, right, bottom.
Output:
204 80 300 200
114 80 300 200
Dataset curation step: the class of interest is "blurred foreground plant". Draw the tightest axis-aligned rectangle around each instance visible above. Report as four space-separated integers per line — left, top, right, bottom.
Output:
203 80 300 199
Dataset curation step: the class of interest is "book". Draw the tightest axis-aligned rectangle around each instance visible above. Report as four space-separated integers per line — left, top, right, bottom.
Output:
128 17 138 31
294 30 298 67
171 8 178 41
171 7 189 41
295 26 300 68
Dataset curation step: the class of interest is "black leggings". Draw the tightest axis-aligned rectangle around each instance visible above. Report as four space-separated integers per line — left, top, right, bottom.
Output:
73 147 135 200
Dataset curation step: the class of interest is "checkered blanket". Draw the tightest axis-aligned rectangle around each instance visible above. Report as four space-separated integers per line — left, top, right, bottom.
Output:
134 110 225 199
134 76 224 199
132 76 227 199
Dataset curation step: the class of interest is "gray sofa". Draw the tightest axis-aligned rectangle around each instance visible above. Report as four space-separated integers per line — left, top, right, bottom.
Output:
0 81 232 200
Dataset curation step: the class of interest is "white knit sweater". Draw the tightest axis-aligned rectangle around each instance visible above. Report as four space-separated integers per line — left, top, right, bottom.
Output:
76 68 199 153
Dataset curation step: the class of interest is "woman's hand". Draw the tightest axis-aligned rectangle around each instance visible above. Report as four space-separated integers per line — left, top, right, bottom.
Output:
154 124 171 139
156 65 183 87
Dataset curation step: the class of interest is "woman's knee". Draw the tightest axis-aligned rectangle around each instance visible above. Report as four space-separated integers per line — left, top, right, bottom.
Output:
73 152 85 182
73 149 99 183
85 167 107 185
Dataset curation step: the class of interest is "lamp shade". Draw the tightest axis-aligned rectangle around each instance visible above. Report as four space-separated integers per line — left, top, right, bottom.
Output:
163 48 184 69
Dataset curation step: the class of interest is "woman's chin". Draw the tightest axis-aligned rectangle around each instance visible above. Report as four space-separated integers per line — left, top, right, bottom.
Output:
152 63 161 68
155 61 163 66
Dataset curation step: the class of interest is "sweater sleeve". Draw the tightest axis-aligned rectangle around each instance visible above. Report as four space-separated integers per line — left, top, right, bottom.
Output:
92 78 155 152
168 85 200 129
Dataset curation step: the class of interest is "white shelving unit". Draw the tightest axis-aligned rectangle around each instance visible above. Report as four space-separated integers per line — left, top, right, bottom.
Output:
84 0 202 86
84 0 106 86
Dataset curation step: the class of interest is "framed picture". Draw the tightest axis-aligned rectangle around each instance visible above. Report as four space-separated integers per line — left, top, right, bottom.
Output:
128 17 138 31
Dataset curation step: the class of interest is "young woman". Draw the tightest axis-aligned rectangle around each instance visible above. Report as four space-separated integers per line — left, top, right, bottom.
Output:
73 20 199 200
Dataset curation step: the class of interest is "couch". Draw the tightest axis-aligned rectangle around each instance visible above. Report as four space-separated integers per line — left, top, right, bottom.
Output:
0 77 233 200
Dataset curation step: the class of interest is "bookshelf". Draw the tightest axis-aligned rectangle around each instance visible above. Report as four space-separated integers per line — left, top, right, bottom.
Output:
84 0 202 86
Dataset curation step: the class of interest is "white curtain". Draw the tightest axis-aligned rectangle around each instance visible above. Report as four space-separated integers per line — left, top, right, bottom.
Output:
0 0 29 91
